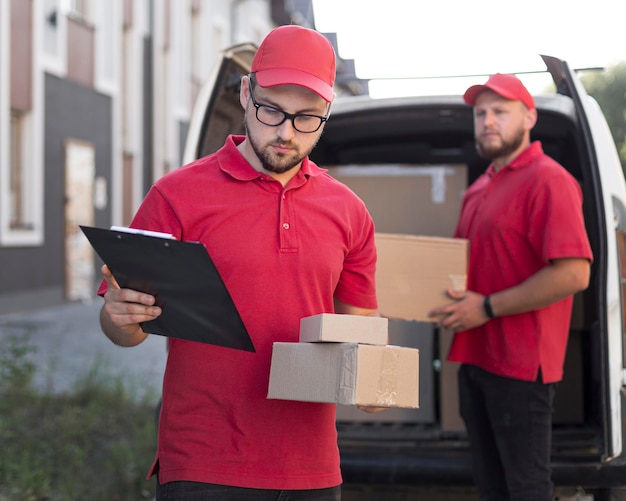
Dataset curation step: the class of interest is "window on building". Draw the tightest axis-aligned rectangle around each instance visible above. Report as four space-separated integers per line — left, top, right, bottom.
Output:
2 0 42 246
9 110 34 231
65 0 88 20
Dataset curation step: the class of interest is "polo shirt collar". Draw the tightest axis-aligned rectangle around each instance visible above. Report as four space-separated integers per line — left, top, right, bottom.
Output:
487 141 543 176
218 134 327 182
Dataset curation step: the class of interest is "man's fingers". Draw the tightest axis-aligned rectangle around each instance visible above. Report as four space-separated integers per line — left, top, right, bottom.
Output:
447 288 468 300
357 406 388 414
101 264 120 289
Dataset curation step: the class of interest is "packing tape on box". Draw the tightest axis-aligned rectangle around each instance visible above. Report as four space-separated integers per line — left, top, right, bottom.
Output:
376 348 400 406
335 345 404 406
338 346 357 403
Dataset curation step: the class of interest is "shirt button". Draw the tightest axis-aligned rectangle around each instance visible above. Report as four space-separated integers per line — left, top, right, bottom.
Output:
282 223 290 230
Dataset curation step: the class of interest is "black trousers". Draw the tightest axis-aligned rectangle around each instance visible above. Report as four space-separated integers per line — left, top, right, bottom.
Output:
156 481 341 501
458 364 556 501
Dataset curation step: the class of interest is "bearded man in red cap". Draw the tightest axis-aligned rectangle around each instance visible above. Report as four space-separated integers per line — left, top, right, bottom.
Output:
98 25 380 500
430 73 593 500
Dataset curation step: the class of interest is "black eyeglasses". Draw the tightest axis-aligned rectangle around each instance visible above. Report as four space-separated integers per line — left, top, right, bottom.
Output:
248 84 329 134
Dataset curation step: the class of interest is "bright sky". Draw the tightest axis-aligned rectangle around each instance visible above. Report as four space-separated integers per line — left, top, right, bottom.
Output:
312 0 626 98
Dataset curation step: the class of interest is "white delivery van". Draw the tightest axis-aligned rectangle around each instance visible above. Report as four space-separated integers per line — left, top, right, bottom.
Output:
183 45 626 497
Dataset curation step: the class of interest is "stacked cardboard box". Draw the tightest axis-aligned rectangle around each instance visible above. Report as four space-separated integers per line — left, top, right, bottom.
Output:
267 313 420 408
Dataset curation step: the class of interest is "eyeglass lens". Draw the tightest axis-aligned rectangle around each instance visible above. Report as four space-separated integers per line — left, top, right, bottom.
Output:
249 85 326 133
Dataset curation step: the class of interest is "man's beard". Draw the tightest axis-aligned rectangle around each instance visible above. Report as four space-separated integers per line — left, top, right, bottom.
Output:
244 115 319 175
475 127 525 161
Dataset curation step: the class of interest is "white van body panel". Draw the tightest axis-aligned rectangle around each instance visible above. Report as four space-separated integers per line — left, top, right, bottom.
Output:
585 94 626 457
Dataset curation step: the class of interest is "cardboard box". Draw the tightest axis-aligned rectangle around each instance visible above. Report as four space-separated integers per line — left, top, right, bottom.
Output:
327 164 467 238
267 342 419 408
336 320 434 423
375 233 468 322
299 313 388 345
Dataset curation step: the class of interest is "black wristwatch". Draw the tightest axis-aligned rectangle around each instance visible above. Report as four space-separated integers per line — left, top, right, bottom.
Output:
483 295 495 319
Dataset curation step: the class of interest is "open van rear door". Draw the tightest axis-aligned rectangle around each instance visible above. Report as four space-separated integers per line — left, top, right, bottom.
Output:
182 43 255 165
542 55 626 462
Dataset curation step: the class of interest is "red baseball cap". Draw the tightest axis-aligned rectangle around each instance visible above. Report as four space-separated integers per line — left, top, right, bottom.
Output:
251 25 336 102
463 73 535 110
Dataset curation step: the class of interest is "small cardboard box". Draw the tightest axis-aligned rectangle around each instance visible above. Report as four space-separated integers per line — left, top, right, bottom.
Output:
375 233 468 322
267 342 419 408
299 313 388 345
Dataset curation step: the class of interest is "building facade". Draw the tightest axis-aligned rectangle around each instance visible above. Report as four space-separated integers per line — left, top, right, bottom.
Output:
0 0 364 313
0 0 278 312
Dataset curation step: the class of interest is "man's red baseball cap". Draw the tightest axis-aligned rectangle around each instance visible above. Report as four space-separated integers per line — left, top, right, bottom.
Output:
463 73 535 110
251 25 336 102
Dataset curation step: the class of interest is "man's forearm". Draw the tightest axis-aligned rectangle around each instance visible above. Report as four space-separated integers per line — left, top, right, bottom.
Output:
489 258 590 318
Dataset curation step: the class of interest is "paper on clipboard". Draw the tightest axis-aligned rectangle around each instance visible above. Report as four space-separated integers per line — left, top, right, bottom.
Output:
80 225 254 352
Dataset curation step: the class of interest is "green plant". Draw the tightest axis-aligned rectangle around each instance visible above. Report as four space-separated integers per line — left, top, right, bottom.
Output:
0 333 36 394
0 333 158 500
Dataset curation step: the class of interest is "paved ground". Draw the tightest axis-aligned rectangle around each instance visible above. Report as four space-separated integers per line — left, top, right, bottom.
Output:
0 298 168 401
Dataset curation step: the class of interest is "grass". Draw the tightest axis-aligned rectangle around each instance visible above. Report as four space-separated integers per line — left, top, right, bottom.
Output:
0 333 158 500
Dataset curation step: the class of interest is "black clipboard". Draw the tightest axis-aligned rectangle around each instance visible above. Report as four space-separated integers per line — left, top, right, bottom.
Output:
80 225 254 352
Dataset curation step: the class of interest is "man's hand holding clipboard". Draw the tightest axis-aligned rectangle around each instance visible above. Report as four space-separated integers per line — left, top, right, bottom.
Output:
81 225 254 352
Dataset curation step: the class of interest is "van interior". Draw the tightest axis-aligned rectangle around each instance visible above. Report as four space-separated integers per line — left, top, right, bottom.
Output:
309 95 602 483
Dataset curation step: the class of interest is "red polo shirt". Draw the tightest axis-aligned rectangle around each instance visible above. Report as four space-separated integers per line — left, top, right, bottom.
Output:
448 142 593 383
99 135 378 488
